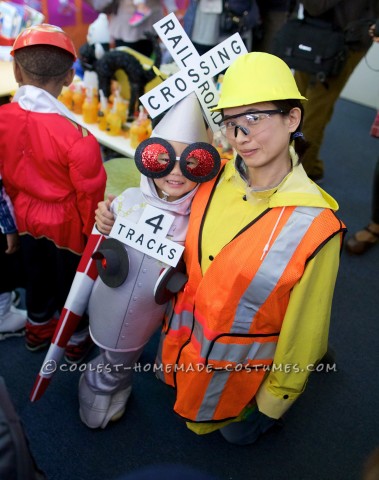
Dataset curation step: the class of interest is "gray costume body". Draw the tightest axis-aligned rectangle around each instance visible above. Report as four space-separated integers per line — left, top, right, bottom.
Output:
81 176 197 404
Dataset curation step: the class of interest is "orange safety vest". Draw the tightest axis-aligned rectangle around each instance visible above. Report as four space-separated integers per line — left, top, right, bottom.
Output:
156 169 345 423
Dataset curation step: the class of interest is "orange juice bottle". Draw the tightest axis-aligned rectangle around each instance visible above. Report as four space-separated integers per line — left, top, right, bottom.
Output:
129 106 152 149
82 88 99 124
116 99 128 125
112 90 127 125
97 90 109 131
59 86 73 109
106 101 122 136
72 84 85 114
108 80 120 108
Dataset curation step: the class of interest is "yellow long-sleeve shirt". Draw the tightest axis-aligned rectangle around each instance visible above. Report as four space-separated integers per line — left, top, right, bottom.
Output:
187 153 342 434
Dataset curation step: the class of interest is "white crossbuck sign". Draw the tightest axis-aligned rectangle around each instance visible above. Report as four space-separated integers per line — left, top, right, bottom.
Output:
139 12 248 132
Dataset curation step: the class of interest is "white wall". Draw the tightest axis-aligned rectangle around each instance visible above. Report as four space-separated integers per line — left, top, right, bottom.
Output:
340 42 379 109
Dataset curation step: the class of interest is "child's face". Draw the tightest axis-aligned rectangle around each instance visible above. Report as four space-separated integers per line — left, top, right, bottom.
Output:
153 141 198 201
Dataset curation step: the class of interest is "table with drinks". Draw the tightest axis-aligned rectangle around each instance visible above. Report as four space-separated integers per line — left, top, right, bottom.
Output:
72 112 137 159
60 83 152 160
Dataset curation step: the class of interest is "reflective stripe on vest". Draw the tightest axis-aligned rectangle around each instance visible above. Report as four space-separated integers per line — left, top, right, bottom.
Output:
205 337 278 363
233 206 322 333
166 308 193 334
198 370 231 420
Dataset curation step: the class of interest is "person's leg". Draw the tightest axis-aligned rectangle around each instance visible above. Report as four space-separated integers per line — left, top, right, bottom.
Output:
254 9 288 53
295 50 365 180
21 235 57 324
21 235 85 352
79 348 143 429
20 236 58 350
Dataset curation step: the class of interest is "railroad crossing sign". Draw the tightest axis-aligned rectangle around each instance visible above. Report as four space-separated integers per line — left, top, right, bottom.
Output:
139 12 248 132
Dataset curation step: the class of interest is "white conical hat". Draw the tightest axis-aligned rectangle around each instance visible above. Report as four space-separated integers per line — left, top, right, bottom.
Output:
151 93 209 144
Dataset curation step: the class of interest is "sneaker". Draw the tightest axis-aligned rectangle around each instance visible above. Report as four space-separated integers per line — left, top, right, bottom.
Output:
345 225 379 255
25 317 59 352
79 374 132 429
128 9 151 27
64 333 94 364
0 306 27 340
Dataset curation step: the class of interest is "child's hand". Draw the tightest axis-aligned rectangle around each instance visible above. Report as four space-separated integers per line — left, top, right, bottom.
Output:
95 195 116 235
5 232 20 254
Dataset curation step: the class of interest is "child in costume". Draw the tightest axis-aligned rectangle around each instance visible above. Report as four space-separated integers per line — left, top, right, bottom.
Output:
0 25 106 360
0 175 27 339
76 93 220 428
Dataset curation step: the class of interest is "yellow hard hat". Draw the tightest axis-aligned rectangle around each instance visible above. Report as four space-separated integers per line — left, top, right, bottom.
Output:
211 52 306 111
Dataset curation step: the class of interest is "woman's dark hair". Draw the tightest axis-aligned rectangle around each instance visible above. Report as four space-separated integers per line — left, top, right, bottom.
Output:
272 99 310 163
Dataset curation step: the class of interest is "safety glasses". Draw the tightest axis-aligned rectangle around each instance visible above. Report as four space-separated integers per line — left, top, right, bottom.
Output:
220 109 286 138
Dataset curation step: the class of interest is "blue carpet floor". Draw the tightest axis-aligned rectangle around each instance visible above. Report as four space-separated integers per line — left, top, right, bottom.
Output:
0 98 378 480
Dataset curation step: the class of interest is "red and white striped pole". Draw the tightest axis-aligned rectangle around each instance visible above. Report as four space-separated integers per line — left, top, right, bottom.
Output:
30 229 105 402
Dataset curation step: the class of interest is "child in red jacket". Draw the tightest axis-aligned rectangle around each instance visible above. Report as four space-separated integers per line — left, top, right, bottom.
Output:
0 25 107 361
